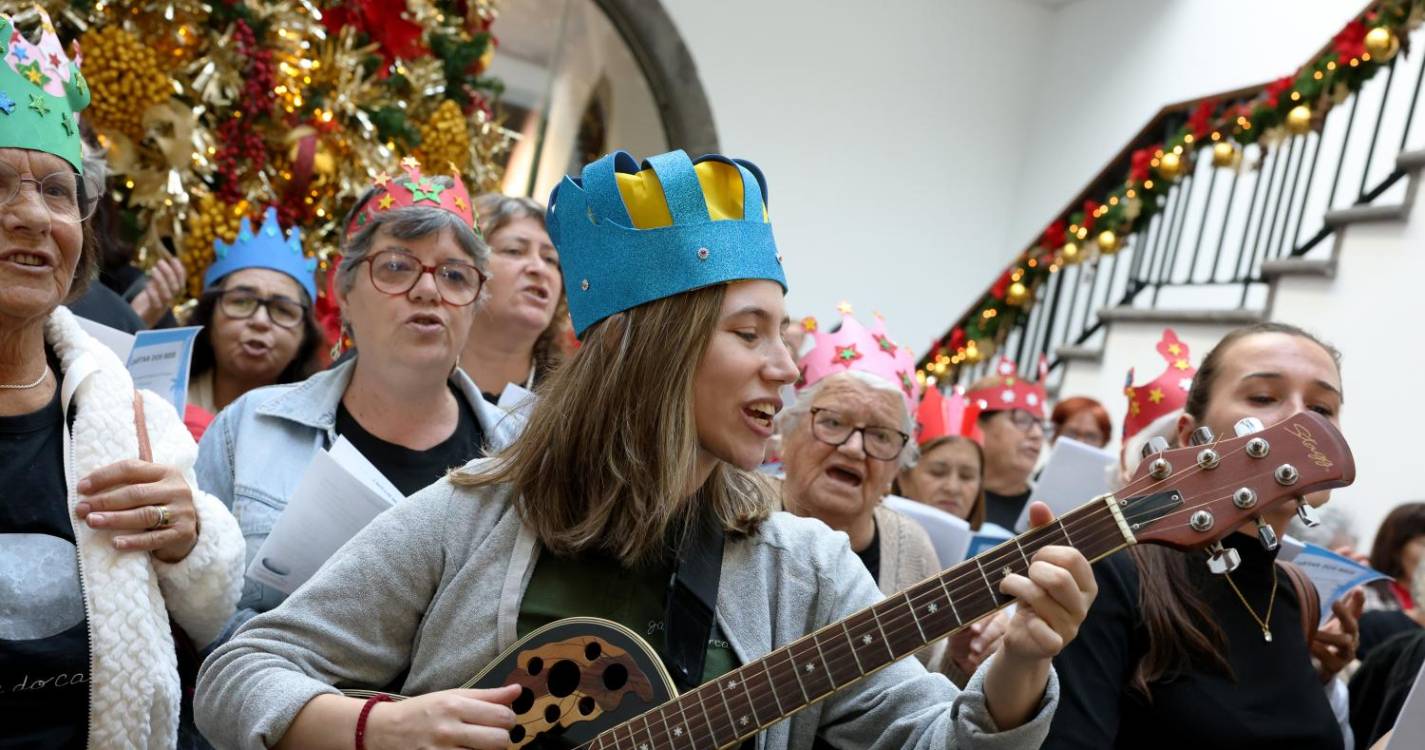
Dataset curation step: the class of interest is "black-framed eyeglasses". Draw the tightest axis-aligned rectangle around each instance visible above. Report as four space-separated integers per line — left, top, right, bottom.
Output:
808 407 909 461
359 249 486 306
0 160 96 221
213 289 307 329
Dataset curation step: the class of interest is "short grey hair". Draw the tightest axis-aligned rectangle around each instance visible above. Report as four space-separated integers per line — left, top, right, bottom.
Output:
777 370 919 470
336 181 490 299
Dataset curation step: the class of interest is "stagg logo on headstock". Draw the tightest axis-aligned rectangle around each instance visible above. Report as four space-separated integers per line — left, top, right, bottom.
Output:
1286 423 1334 469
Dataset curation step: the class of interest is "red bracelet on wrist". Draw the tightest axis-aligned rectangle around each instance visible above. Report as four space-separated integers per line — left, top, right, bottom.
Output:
355 694 393 750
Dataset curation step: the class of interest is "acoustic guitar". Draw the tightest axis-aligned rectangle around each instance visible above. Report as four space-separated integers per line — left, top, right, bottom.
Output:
346 412 1354 749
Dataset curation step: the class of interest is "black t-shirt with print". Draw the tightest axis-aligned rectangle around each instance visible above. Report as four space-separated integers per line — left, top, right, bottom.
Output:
0 382 89 749
335 384 486 497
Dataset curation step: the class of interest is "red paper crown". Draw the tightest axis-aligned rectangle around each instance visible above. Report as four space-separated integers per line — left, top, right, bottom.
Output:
345 157 476 238
962 357 1048 432
1122 328 1197 440
916 385 974 445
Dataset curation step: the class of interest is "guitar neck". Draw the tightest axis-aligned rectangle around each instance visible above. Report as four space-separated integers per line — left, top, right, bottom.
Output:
592 496 1135 750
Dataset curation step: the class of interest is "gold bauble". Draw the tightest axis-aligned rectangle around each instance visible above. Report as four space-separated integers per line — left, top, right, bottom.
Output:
1061 241 1082 265
1212 141 1240 168
1365 26 1400 62
1097 229 1121 254
1285 104 1313 135
1007 281 1030 306
1158 151 1184 179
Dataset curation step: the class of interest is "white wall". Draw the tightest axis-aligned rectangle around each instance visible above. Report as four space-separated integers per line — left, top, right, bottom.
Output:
660 0 1055 354
1010 0 1362 252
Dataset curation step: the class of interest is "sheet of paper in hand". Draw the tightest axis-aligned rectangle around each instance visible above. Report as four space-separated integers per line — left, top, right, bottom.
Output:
124 327 201 413
1279 536 1392 623
883 495 972 567
73 317 201 413
1016 436 1118 533
246 438 398 595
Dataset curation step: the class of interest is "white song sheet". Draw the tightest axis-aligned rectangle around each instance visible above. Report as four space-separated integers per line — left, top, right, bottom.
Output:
246 437 400 594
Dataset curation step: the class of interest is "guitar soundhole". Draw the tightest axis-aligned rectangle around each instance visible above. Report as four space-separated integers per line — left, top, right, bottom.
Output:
526 656 544 676
547 659 581 698
544 704 561 723
584 641 602 660
579 696 597 716
602 662 628 691
512 687 535 715
509 725 526 743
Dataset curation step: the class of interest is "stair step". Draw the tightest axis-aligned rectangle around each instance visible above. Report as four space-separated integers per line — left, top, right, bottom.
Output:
1055 345 1103 363
1398 148 1425 172
1260 257 1336 279
1096 307 1266 325
1324 202 1408 226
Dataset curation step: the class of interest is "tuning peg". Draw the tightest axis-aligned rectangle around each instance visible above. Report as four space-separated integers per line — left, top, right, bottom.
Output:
1296 503 1321 528
1255 518 1279 551
1234 417 1265 437
1189 426 1215 446
1206 541 1242 575
1140 435 1170 459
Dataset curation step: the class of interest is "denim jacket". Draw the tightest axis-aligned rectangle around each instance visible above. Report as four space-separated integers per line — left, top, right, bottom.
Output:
194 357 525 643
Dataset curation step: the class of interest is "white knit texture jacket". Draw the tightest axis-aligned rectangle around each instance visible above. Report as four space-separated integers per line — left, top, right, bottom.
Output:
47 306 245 749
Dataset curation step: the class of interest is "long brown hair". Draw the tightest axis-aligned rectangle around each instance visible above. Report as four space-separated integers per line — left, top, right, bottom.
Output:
1128 322 1342 696
452 284 771 566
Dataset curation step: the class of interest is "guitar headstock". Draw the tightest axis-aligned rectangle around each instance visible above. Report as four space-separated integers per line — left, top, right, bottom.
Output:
1116 411 1355 557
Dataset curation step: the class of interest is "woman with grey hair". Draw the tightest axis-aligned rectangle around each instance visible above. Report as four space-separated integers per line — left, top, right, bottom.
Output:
195 162 525 645
460 193 567 402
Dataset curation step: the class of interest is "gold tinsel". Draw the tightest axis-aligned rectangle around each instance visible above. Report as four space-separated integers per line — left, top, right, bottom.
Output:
78 26 172 142
412 99 471 174
181 193 248 297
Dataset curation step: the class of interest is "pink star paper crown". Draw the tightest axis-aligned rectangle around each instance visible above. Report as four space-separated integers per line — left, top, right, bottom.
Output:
962 356 1048 430
1123 328 1197 440
916 385 973 445
345 157 477 238
797 304 921 414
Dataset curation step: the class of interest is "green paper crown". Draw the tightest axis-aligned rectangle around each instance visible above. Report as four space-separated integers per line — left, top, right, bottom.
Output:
0 9 89 172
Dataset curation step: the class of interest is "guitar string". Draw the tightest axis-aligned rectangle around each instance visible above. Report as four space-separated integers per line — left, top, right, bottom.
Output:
583 433 1311 749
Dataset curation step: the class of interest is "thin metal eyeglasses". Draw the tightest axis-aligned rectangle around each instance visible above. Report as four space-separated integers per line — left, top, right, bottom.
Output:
213 290 307 329
0 161 97 221
808 407 910 461
359 249 487 306
999 409 1047 434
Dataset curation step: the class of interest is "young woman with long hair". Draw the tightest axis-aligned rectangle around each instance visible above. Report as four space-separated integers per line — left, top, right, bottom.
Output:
195 149 1096 750
1045 322 1361 749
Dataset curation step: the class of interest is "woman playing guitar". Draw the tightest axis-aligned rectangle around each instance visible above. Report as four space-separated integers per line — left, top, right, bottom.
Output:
194 149 1097 750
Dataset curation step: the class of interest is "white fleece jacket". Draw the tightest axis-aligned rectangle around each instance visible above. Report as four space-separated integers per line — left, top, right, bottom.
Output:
46 306 245 749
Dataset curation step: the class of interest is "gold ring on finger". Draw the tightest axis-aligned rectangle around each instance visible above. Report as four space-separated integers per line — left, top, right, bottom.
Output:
148 504 172 531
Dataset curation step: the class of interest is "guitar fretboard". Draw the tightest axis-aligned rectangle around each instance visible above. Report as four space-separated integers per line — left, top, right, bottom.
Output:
590 497 1133 750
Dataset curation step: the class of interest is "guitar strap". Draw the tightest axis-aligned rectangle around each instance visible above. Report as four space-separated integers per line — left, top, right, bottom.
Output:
664 506 725 693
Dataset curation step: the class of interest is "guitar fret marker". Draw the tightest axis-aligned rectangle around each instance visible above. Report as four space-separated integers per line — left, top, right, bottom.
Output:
927 602 938 614
862 634 873 645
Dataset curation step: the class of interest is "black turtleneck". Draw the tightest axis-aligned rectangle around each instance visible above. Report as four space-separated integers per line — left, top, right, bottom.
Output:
1044 532 1342 749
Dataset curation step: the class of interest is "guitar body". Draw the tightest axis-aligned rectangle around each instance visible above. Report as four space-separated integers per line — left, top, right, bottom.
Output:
347 618 677 749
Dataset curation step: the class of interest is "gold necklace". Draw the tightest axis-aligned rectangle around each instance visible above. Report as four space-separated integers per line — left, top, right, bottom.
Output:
1224 565 1279 642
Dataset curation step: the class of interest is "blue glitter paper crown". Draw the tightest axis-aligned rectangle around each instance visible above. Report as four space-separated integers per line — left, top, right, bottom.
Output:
547 149 786 338
205 207 317 301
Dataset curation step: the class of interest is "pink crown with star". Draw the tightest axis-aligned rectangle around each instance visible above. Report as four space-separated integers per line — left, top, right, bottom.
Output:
1123 328 1197 440
797 304 921 413
345 157 477 239
962 357 1048 430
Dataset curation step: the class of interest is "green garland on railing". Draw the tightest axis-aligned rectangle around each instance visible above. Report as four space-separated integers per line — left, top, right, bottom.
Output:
920 0 1424 383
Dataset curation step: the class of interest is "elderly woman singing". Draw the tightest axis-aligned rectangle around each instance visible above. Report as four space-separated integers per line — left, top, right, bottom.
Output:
0 10 243 748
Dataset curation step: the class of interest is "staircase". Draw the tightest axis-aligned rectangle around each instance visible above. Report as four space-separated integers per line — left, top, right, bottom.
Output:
924 7 1425 545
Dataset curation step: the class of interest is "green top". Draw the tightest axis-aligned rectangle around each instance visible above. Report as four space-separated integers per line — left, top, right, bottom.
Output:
518 551 738 687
